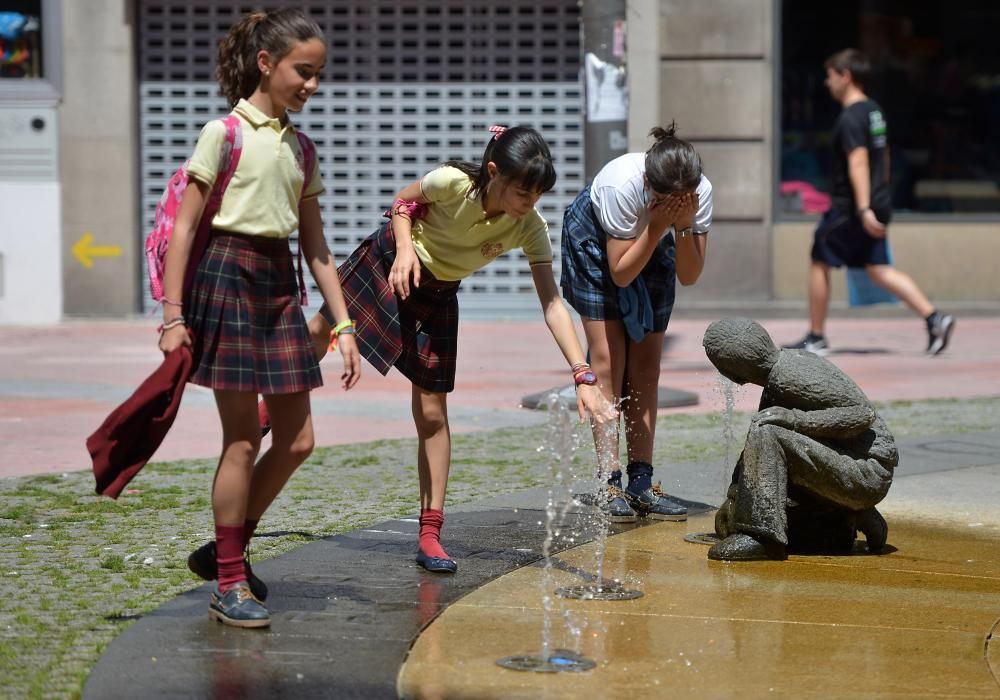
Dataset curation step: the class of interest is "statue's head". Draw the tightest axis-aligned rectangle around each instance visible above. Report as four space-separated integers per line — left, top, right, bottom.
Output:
702 318 780 386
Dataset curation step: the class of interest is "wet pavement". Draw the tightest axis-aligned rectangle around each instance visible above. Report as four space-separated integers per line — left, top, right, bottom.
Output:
82 431 1000 699
399 513 1000 699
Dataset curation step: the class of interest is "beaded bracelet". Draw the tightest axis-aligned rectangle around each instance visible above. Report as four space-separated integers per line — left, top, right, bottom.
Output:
157 316 186 333
328 319 357 352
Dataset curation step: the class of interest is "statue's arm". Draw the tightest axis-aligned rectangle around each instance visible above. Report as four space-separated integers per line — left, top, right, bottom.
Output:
789 405 876 438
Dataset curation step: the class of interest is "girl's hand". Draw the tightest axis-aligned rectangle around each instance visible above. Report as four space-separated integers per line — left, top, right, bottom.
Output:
576 384 618 424
336 333 361 390
649 192 699 234
158 325 191 354
389 248 422 300
672 191 699 231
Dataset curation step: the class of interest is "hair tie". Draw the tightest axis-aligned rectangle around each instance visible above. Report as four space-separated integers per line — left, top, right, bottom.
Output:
488 125 507 138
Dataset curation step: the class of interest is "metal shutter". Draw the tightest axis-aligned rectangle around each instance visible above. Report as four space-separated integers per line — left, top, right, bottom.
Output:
137 0 582 316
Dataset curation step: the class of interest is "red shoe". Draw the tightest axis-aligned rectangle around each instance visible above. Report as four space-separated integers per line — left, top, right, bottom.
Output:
257 400 271 437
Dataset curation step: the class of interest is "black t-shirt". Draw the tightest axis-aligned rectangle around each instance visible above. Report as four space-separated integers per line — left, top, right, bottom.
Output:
830 99 891 220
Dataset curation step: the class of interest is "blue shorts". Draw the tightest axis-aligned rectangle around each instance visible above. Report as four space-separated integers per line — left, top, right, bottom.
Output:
810 208 891 268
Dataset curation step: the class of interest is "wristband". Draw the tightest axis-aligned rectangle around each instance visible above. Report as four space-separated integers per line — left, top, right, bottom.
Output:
574 370 598 387
332 319 355 335
328 319 357 352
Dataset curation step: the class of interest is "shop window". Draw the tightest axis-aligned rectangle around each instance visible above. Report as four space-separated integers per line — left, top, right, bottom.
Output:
0 0 59 99
780 0 1000 216
0 1 42 79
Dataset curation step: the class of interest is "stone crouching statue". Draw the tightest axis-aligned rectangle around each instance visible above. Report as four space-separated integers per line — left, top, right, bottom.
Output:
702 318 897 561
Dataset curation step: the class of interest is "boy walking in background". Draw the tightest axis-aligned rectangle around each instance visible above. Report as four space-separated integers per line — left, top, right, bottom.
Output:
785 48 954 356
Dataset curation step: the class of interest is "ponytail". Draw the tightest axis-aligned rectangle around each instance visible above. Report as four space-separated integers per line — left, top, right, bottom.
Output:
644 121 703 194
444 125 557 200
216 8 325 108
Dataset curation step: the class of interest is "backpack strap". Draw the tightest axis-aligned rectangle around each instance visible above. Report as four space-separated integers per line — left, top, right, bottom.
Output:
214 115 244 202
182 115 244 299
294 131 318 306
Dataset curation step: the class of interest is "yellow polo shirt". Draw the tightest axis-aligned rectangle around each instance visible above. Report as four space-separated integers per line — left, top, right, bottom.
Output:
411 166 553 281
186 99 324 238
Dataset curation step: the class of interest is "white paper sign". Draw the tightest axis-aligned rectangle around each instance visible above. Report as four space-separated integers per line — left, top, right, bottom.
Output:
585 52 628 123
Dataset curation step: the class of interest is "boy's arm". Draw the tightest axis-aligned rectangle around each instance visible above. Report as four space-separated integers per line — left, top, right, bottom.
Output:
756 404 876 438
847 147 886 238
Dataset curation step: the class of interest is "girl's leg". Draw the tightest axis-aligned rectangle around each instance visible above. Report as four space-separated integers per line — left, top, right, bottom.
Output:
581 318 627 481
212 390 262 591
208 391 270 627
622 329 665 466
412 385 451 510
621 330 686 520
245 391 316 522
257 314 326 435
412 385 454 563
581 318 636 522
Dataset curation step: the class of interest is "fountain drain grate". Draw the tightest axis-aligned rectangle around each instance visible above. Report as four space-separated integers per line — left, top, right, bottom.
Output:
496 649 596 673
555 584 643 600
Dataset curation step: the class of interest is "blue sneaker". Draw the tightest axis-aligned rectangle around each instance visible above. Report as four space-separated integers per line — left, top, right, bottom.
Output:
625 481 687 521
208 583 270 628
416 550 458 574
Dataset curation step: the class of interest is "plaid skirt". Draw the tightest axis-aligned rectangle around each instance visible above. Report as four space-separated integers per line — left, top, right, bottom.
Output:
559 187 676 331
187 232 322 394
322 222 460 393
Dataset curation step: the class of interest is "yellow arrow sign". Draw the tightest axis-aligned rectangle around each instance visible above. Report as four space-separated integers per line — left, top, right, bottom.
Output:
73 232 122 268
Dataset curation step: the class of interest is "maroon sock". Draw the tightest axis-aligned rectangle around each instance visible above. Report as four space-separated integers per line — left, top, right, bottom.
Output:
419 509 450 560
215 524 247 592
242 519 259 550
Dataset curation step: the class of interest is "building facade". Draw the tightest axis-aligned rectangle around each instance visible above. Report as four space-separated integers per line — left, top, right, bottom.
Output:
1 0 997 323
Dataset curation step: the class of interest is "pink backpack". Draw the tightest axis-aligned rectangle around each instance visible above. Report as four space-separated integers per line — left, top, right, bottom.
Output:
145 116 316 306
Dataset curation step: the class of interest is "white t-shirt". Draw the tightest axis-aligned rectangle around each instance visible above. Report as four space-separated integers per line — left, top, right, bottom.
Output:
590 152 713 240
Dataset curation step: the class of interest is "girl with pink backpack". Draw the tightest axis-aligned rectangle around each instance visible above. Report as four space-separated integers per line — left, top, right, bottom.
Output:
157 8 360 629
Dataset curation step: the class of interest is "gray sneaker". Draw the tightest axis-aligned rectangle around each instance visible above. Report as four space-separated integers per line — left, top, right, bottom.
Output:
784 333 830 356
926 314 955 355
208 582 270 629
625 481 687 521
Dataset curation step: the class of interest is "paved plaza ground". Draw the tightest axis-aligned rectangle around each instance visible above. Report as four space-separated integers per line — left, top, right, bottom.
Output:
1 311 998 698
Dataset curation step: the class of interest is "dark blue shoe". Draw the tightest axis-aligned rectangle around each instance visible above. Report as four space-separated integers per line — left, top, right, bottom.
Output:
208 583 270 628
604 485 638 523
624 481 688 521
416 550 458 574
